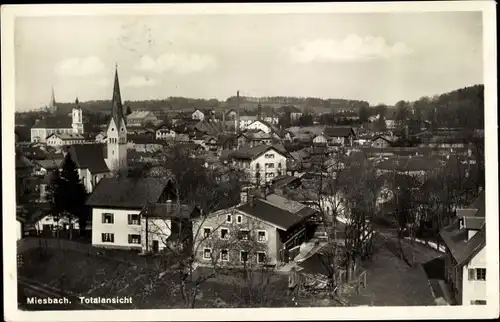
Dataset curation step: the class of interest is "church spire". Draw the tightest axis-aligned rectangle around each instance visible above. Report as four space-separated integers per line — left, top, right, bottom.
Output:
111 64 124 128
49 86 56 109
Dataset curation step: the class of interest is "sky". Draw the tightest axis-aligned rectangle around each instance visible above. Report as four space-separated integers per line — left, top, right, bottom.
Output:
14 11 483 111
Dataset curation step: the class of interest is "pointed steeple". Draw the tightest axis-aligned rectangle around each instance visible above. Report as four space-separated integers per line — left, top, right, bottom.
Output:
111 64 124 128
49 86 56 109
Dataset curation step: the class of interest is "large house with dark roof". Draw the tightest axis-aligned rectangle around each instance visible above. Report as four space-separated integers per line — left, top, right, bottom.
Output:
440 192 486 305
229 144 288 186
192 192 318 267
65 144 111 193
86 177 199 252
30 94 84 143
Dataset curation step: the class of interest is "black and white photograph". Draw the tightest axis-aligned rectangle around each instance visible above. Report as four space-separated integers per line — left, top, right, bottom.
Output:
2 2 498 321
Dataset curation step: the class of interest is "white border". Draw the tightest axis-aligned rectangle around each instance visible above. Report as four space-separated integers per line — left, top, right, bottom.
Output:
2 2 498 321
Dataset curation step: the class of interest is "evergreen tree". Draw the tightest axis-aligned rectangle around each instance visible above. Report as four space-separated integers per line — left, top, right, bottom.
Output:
45 169 64 238
59 154 88 239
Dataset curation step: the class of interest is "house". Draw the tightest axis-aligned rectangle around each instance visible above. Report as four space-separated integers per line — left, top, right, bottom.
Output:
323 127 356 147
45 133 87 147
65 144 111 193
86 177 197 252
312 134 328 146
31 96 84 143
32 158 64 176
374 155 444 179
95 132 107 143
246 120 280 135
192 192 318 267
371 135 394 149
238 116 258 131
127 134 166 153
192 109 215 121
125 111 158 127
440 192 486 305
229 144 288 185
237 132 275 149
280 105 303 121
156 125 176 140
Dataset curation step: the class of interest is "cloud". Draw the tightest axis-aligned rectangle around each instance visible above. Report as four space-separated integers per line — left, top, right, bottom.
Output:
124 76 157 88
55 56 105 76
135 53 217 74
289 34 412 63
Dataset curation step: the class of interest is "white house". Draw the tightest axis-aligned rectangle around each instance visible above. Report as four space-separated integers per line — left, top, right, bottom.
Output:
46 133 87 147
230 145 288 185
192 109 208 121
312 134 328 145
86 177 199 253
246 120 275 134
238 116 258 131
156 125 176 140
95 132 107 143
440 192 486 305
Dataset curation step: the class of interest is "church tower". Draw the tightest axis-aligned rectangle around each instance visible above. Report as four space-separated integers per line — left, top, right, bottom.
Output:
72 97 84 134
105 65 128 173
48 86 57 113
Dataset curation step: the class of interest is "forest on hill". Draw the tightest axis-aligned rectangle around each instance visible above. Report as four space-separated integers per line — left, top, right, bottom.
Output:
16 85 484 131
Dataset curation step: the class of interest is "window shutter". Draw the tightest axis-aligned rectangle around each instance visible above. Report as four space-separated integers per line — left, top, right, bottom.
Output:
101 233 105 242
468 268 475 280
111 234 114 242
128 235 132 244
102 214 105 224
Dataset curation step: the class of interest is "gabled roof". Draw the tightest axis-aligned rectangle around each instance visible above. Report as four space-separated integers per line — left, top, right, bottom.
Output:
128 134 166 145
35 158 63 170
236 194 317 231
126 111 155 119
440 221 485 266
230 144 286 161
67 143 109 174
323 126 356 138
47 133 86 141
32 116 72 129
86 177 168 209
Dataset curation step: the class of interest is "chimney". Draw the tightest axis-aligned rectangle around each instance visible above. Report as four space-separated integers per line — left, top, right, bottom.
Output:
236 91 240 135
257 101 262 121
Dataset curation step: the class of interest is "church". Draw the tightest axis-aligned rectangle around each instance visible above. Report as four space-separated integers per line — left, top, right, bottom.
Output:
64 65 129 193
30 88 84 143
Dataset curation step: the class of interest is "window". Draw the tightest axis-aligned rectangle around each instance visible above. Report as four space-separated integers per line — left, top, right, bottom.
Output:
258 231 267 242
203 248 212 259
469 268 486 281
220 228 229 239
265 153 275 159
226 214 232 223
257 252 266 263
220 249 229 261
128 214 140 225
240 251 249 262
102 213 114 224
128 234 141 244
266 163 274 168
101 233 114 243
278 163 282 168
239 230 249 240
203 228 211 238
471 300 487 305
237 215 242 224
